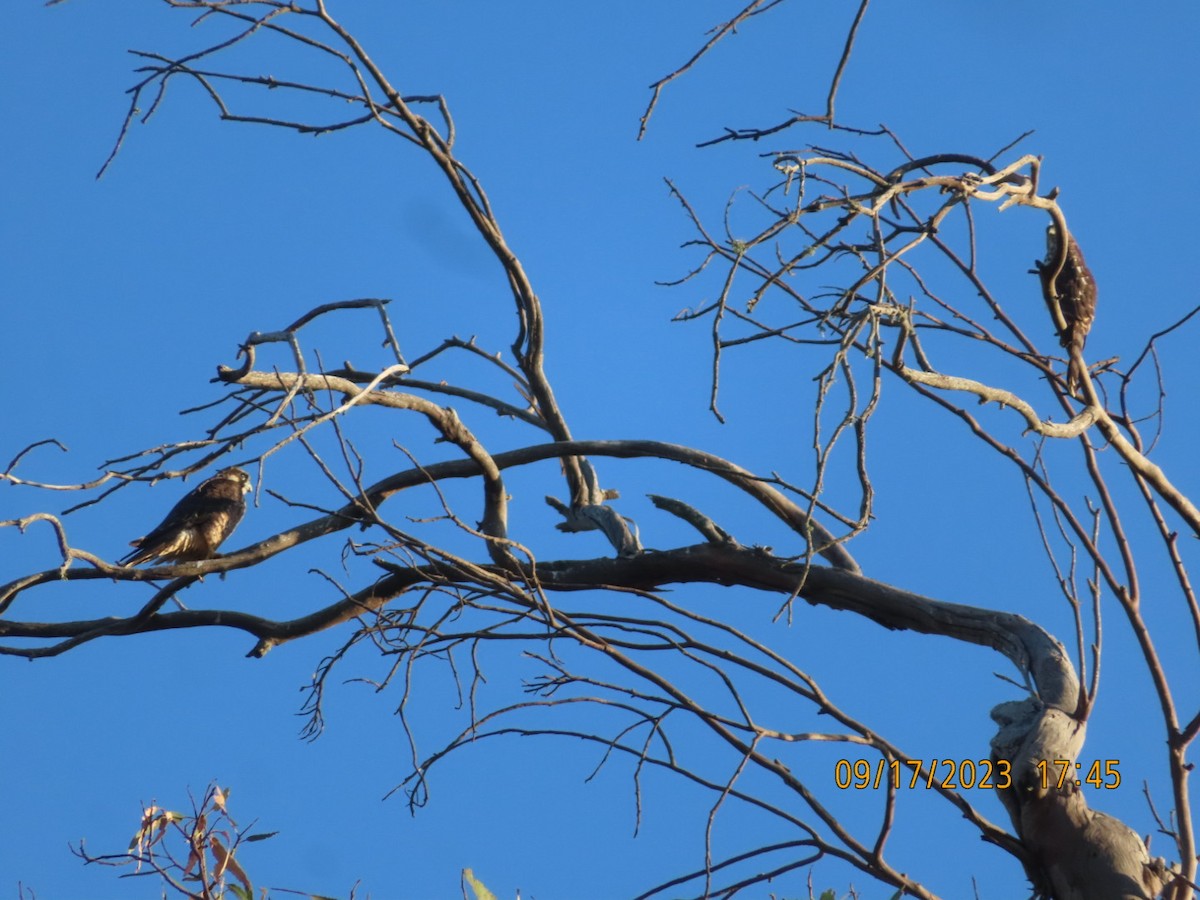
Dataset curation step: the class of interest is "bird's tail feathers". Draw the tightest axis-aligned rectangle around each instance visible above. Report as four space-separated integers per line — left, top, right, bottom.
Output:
119 540 149 567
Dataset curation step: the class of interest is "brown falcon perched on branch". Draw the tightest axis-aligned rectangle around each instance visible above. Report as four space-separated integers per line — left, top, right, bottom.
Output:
120 467 251 566
1036 223 1097 396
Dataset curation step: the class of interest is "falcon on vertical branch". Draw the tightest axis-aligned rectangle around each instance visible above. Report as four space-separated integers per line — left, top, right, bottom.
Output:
120 467 251 566
1037 223 1097 396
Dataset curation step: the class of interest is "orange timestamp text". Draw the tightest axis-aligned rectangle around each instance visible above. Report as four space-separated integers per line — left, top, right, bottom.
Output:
833 758 1122 791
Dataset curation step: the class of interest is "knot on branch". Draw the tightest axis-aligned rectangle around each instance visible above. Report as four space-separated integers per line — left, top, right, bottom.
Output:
990 699 1086 801
432 407 472 447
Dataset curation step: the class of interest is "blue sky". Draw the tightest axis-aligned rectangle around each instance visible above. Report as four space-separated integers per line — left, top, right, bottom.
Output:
3 3 1200 898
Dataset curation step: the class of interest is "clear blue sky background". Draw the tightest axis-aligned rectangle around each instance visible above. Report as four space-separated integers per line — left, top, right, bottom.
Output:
3 3 1200 898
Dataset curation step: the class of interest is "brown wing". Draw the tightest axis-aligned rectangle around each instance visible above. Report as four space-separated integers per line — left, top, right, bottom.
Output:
1039 225 1098 393
121 467 250 566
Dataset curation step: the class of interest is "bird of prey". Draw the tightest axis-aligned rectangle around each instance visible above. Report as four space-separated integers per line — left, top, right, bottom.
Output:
1037 223 1097 396
120 467 251 566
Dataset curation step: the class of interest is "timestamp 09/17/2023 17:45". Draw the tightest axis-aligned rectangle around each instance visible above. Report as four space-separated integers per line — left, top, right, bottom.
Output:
833 758 1122 791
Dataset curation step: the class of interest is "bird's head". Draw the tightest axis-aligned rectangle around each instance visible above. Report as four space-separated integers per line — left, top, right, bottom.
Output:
1045 223 1060 254
217 467 253 494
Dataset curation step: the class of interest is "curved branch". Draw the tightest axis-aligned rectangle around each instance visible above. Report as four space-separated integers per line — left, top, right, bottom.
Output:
895 365 1100 437
220 367 519 569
